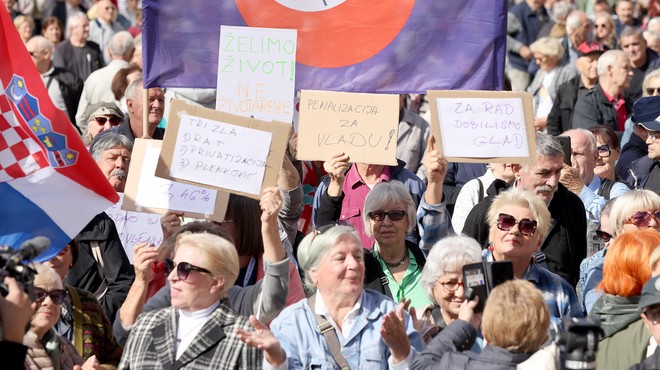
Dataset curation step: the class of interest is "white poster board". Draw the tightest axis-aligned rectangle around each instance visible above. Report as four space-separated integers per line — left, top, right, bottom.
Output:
216 25 297 122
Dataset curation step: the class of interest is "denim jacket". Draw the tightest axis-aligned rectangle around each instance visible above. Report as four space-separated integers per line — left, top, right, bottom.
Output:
269 289 424 369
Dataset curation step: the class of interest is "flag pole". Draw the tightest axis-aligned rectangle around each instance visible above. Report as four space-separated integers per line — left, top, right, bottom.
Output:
142 87 149 138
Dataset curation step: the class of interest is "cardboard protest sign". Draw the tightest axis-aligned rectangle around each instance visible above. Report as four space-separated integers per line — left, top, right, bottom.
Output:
427 90 536 165
123 139 229 221
156 99 290 199
216 25 297 123
105 193 164 263
296 90 398 165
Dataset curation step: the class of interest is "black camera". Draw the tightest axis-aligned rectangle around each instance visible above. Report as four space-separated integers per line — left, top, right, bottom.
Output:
0 236 51 299
556 316 603 370
462 260 514 312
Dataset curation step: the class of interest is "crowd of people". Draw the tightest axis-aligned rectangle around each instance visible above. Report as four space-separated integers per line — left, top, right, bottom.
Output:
2 0 660 369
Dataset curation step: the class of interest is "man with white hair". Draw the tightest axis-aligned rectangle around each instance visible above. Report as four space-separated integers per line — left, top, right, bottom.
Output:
91 132 132 193
53 12 105 83
26 36 83 130
75 31 134 132
561 10 591 68
572 49 633 132
89 0 126 64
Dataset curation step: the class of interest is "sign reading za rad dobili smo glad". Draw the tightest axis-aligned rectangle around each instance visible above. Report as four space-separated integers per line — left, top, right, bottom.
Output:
427 90 537 165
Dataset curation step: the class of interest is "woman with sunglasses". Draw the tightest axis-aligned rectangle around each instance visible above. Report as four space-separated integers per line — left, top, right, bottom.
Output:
484 188 582 322
238 225 424 369
590 229 660 370
24 264 99 370
118 232 261 369
589 125 631 199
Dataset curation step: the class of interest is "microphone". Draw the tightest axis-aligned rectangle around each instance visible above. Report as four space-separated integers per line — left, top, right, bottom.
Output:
13 236 50 262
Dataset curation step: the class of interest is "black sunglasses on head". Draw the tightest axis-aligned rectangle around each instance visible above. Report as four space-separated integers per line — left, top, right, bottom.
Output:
164 258 211 280
33 287 68 304
496 213 537 236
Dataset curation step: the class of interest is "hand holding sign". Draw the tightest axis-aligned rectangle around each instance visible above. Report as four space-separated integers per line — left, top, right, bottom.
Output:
260 187 282 224
323 152 350 197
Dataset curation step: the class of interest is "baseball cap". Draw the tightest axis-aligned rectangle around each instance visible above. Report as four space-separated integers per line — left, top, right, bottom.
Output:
639 275 660 309
632 96 660 131
86 102 125 122
577 41 606 57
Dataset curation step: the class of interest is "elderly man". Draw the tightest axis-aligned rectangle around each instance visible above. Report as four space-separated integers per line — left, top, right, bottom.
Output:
572 49 634 132
53 13 104 82
616 88 660 179
88 0 126 64
627 96 660 193
75 31 134 131
547 41 605 135
26 36 82 129
507 0 550 91
397 94 430 180
462 132 587 287
561 10 591 69
614 0 641 37
620 27 660 101
91 132 132 193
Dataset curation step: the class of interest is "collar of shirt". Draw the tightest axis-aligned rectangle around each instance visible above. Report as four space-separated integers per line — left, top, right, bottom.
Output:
586 175 601 193
314 290 364 340
601 88 623 109
41 66 55 78
344 164 392 190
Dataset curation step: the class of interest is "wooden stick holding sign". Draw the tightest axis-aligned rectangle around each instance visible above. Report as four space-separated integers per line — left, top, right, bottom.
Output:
427 90 537 165
296 90 399 165
155 99 290 199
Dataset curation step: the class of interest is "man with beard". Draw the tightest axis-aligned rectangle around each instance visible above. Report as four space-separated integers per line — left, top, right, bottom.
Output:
462 132 587 286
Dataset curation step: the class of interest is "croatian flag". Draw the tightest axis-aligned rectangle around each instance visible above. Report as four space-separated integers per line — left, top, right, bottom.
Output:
142 0 507 93
0 6 119 262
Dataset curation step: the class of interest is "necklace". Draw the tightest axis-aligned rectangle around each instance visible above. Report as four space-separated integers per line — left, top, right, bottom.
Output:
383 252 408 270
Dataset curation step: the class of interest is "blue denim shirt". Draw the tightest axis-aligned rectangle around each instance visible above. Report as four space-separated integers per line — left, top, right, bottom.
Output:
269 289 424 369
578 248 606 314
416 196 454 255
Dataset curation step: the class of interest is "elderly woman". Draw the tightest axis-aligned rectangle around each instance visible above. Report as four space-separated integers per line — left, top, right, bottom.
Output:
41 17 64 46
24 264 98 370
582 190 660 312
412 279 550 369
238 225 424 369
589 125 629 194
118 232 261 369
44 239 123 368
590 229 660 370
484 188 582 321
82 102 125 147
527 37 575 132
14 15 34 44
418 236 482 347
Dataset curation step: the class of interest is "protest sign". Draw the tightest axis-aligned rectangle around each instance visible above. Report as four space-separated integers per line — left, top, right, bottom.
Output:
156 99 291 199
123 139 229 222
216 26 296 123
105 193 164 263
427 90 536 165
296 90 398 165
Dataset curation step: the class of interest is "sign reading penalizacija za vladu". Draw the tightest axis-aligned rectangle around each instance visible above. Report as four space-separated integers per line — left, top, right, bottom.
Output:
216 25 297 122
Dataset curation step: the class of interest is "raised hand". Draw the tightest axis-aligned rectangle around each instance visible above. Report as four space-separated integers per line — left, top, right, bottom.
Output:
236 315 287 366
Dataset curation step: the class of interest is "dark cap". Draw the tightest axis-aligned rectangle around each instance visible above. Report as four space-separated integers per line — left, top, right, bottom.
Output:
577 41 606 57
86 102 124 122
633 96 660 131
639 275 660 309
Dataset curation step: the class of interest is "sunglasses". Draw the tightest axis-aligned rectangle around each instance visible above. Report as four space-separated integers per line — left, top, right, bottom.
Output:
94 116 123 126
165 258 211 280
625 210 660 229
597 144 611 158
34 287 68 304
595 229 613 243
647 87 660 95
496 213 538 236
643 307 660 324
367 210 406 222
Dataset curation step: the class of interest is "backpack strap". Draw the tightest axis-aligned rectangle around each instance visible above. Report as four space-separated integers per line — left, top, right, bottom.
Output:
307 294 350 370
477 178 485 202
90 241 109 301
598 178 615 200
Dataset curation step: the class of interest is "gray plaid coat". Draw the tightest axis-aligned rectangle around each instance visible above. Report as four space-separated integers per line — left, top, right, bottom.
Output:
118 301 262 369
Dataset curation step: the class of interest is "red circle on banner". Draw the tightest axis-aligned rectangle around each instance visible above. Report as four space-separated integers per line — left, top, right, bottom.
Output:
235 0 416 68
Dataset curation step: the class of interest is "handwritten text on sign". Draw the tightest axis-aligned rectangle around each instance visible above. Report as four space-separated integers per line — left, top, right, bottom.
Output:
297 90 399 165
106 194 163 263
436 98 529 158
136 146 217 214
216 26 297 122
170 114 272 195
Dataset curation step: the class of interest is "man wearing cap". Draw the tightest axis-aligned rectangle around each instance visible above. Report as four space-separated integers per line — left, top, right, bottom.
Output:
547 41 604 135
616 95 657 180
627 96 660 193
82 102 125 147
630 275 660 370
572 49 634 133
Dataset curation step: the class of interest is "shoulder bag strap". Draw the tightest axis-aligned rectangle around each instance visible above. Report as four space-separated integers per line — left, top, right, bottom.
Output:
66 285 84 356
307 294 350 370
90 241 109 300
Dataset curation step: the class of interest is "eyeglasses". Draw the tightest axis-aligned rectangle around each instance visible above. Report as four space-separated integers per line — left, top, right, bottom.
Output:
594 24 608 29
437 278 463 293
34 287 68 304
94 116 123 126
164 258 211 280
597 144 611 158
624 210 660 229
496 213 538 236
367 210 406 222
595 229 613 243
646 87 660 96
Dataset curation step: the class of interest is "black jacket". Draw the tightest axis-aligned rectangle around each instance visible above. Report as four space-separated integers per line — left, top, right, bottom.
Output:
49 67 83 129
617 133 649 181
630 347 660 370
572 83 633 132
462 183 587 287
627 155 656 190
65 213 135 323
546 76 590 136
53 40 104 83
